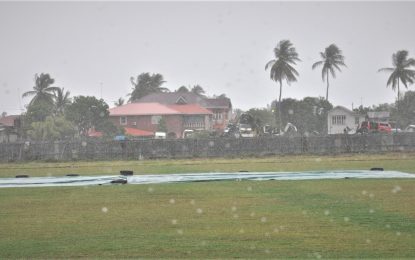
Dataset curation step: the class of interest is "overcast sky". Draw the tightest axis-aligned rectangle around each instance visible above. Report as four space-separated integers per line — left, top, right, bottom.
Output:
1 1 415 115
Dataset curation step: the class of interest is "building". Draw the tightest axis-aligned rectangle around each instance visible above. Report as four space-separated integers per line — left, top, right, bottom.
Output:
109 102 212 138
134 92 232 133
327 106 365 134
0 115 20 143
367 111 390 122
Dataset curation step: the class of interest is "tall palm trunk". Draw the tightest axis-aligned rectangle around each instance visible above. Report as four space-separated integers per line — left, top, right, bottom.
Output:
326 73 330 101
278 80 283 133
396 80 400 132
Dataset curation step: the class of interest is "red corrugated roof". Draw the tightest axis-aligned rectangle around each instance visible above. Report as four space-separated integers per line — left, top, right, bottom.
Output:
110 103 178 116
110 102 212 116
124 127 154 136
167 104 212 115
0 115 19 127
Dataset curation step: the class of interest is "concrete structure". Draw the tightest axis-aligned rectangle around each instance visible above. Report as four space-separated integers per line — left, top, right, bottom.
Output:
0 115 20 143
109 102 212 138
327 106 365 134
135 92 232 133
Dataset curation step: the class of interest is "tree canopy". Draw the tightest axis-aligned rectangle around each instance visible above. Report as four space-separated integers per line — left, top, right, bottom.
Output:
22 73 60 106
128 73 168 102
65 96 110 137
312 44 346 101
265 40 300 128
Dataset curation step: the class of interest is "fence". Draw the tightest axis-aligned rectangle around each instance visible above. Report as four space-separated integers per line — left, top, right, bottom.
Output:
1 133 415 162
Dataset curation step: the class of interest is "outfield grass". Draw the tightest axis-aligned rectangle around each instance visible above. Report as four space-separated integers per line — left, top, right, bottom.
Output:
0 153 415 258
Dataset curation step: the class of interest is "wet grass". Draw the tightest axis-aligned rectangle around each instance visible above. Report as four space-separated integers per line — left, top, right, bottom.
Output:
0 179 414 258
0 153 415 258
1 152 415 177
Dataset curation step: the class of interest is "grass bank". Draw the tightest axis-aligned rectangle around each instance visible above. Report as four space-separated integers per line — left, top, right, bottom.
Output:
1 152 415 178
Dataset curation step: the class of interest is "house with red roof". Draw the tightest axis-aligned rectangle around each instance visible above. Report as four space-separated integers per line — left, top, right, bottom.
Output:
109 102 213 138
0 115 20 143
134 92 232 132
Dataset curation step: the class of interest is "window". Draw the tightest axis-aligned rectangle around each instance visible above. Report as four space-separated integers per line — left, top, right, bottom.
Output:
120 116 127 125
355 117 360 125
213 112 223 120
151 115 162 124
332 115 346 125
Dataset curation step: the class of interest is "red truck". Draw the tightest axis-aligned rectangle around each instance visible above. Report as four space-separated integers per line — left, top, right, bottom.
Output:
356 121 392 134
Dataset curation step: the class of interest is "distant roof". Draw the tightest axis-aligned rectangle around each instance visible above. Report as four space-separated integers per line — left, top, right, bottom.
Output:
110 103 178 116
329 106 362 116
0 115 19 127
135 92 206 105
204 97 232 109
109 102 212 116
167 104 212 115
134 92 232 109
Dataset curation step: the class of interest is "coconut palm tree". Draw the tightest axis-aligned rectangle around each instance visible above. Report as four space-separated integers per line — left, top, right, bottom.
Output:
128 73 168 102
378 50 415 129
312 44 346 101
378 50 415 104
190 85 206 96
114 97 125 107
22 73 60 106
265 40 300 129
54 87 71 115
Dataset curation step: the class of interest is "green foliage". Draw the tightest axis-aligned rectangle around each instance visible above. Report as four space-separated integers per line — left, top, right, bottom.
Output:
394 91 415 128
273 97 333 134
265 40 301 126
53 88 71 115
176 86 189 93
114 97 125 107
22 73 60 106
128 73 168 102
96 120 124 138
27 116 75 141
245 108 276 133
65 96 110 136
312 44 347 101
157 117 167 133
190 85 205 96
378 50 415 93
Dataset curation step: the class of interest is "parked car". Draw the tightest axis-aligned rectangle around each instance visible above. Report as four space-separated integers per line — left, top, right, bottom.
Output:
356 121 392 134
404 125 415 132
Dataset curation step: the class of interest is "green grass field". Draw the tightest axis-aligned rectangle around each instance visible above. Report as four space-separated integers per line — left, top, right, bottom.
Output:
1 153 415 258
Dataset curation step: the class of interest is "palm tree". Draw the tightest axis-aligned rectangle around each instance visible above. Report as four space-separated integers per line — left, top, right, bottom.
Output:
312 44 346 101
190 85 205 96
378 50 415 104
54 87 71 115
114 97 125 107
265 40 300 129
128 73 168 102
378 50 415 129
176 86 189 93
22 73 60 106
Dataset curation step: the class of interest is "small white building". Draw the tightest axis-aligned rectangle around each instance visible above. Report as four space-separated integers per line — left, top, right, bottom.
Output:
327 106 365 134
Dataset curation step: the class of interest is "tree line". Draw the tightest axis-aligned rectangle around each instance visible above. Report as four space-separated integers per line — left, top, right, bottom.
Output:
17 73 223 141
265 40 415 129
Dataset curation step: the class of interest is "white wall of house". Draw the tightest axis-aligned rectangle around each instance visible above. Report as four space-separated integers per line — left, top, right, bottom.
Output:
327 106 365 134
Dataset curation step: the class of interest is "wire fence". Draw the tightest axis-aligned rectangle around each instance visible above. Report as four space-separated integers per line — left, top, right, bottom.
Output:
1 133 415 162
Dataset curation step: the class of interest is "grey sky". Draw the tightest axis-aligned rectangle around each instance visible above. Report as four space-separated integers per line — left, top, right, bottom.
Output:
1 1 415 115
